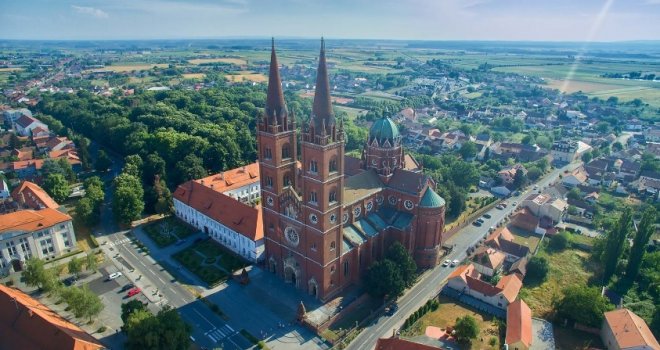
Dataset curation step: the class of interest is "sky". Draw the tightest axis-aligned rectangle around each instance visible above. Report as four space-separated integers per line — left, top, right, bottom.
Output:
1 0 659 41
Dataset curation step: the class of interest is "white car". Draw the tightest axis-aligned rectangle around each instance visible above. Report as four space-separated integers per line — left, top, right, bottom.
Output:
451 259 460 267
108 272 123 280
442 259 450 267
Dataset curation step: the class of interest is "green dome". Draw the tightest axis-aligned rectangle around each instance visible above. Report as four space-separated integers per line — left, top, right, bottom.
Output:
419 187 446 208
369 117 400 146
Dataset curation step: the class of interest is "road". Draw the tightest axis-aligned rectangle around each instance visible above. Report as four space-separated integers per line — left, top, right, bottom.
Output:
346 162 579 350
94 148 252 350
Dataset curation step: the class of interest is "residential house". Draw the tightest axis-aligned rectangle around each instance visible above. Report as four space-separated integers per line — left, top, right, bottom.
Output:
45 137 75 152
510 209 545 235
30 126 50 139
562 166 588 188
601 308 660 350
14 115 48 137
499 164 527 185
173 162 264 262
638 175 660 201
551 140 592 164
11 181 60 210
485 227 531 262
644 128 660 143
491 185 512 197
472 247 505 277
446 263 523 310
506 299 533 350
2 108 32 127
0 209 77 274
0 285 105 350
585 158 616 187
521 193 567 224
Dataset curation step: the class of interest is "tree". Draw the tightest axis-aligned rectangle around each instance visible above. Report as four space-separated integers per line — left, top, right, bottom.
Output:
174 154 207 184
527 167 542 181
567 205 579 216
143 153 167 184
454 315 479 343
121 299 148 324
385 242 417 287
95 150 112 172
364 260 405 299
603 208 632 283
581 151 593 164
76 197 97 226
549 231 571 251
567 188 582 201
43 173 71 203
512 168 528 189
85 252 98 272
525 256 549 284
555 285 613 327
123 154 143 179
458 141 477 160
68 257 83 278
612 141 624 152
125 306 191 350
112 173 145 225
626 207 657 281
57 157 76 183
22 257 48 289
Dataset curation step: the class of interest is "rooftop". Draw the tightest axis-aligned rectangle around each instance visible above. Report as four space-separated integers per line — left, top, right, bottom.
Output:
603 308 660 349
506 299 533 348
0 208 72 234
193 162 259 193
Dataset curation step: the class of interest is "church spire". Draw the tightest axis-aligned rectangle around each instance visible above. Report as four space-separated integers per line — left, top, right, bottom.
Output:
265 37 286 126
311 37 334 131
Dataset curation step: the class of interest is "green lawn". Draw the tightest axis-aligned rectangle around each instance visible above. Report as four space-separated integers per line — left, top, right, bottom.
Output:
143 217 196 247
173 248 228 287
173 239 248 287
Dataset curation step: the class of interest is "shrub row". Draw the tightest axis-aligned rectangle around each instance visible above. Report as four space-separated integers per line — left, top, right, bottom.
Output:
401 298 440 330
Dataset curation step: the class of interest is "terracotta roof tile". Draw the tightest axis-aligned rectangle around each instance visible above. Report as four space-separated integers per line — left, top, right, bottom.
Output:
0 285 104 350
11 180 60 209
173 180 263 241
0 208 71 233
604 308 660 349
506 299 533 348
496 274 523 303
193 162 259 193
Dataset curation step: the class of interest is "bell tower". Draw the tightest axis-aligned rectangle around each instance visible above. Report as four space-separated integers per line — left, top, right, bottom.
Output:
298 38 348 300
259 39 299 280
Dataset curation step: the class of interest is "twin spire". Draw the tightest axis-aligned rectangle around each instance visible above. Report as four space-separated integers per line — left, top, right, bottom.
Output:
265 38 335 136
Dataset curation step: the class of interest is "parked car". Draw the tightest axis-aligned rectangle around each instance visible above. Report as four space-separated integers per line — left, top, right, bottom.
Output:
442 259 450 267
385 304 398 316
107 272 123 280
472 221 482 227
496 205 504 210
127 287 141 297
63 276 77 286
483 213 492 219
451 259 460 267
120 283 135 292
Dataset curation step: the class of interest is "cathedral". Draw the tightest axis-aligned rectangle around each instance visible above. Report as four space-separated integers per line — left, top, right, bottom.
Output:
258 39 446 301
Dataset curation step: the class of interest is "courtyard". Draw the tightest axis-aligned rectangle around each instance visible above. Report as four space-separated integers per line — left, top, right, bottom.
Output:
173 238 248 287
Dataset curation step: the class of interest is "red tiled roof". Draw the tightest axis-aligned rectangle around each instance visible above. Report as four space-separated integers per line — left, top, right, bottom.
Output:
0 285 104 350
0 208 71 233
173 180 263 241
604 308 660 349
11 180 60 209
15 114 38 128
473 247 506 270
375 337 442 350
193 162 259 193
510 209 539 233
506 299 533 348
496 274 523 303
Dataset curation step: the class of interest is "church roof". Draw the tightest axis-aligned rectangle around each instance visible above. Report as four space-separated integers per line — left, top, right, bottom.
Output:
311 38 334 131
343 169 383 205
419 187 445 208
388 169 429 195
265 38 287 124
369 117 400 146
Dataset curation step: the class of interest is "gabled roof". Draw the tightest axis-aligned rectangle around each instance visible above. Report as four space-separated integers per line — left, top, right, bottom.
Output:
473 247 505 270
388 169 429 195
173 180 263 241
603 308 660 349
506 299 533 348
15 114 39 128
343 169 383 205
0 285 105 350
11 180 59 209
486 227 530 258
496 274 523 303
193 163 259 193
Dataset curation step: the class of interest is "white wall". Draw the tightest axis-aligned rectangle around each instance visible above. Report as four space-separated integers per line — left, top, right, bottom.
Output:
174 199 264 263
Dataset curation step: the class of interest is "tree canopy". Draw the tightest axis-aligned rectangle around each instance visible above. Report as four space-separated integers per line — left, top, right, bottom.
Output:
555 285 613 327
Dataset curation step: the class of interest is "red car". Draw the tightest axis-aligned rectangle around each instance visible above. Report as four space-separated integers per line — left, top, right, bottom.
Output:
127 287 141 297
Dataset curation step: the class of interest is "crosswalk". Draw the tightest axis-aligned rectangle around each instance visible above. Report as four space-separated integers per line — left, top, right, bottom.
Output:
205 324 235 343
106 238 131 247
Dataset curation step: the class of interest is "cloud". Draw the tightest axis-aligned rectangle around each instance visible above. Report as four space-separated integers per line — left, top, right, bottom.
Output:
105 0 247 16
71 5 109 19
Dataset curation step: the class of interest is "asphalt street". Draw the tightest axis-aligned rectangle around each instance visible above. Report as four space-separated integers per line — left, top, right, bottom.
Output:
345 162 578 350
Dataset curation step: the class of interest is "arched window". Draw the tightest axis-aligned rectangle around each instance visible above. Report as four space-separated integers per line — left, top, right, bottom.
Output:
329 158 338 173
283 174 291 186
310 191 317 204
329 190 337 204
282 144 290 159
330 241 336 251
309 160 318 173
264 147 272 160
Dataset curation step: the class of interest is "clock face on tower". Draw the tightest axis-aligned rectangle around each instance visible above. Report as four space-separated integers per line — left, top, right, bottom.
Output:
284 227 299 247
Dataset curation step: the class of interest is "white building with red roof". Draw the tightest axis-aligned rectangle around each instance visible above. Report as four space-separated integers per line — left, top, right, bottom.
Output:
173 162 264 262
601 308 660 350
14 115 48 137
446 263 523 310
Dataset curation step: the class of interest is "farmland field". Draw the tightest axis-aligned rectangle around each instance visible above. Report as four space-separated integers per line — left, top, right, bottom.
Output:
181 73 206 80
224 71 267 82
0 67 23 72
188 58 247 65
84 63 169 73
